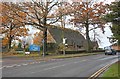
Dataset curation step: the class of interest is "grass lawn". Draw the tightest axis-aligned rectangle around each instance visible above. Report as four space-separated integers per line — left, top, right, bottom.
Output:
101 61 120 79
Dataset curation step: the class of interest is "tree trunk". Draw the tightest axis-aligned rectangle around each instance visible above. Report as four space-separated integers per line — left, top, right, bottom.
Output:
43 27 47 57
85 23 91 53
8 35 12 51
42 16 47 57
8 25 13 51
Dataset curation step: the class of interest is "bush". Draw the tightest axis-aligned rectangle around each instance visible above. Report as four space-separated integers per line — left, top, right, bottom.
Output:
9 49 18 55
58 43 65 51
25 46 29 52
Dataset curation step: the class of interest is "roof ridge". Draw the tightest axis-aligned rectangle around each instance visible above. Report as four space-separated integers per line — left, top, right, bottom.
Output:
48 25 80 33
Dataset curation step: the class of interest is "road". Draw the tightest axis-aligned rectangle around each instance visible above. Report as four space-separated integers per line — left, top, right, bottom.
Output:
1 53 120 77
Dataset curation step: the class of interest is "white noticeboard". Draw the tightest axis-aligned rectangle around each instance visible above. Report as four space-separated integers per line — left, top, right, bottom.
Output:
25 52 30 55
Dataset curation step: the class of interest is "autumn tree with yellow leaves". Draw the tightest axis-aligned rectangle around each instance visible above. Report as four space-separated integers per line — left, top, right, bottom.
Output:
0 2 29 50
3 0 66 56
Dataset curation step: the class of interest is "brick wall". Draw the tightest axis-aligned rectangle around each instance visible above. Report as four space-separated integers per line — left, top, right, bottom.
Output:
112 46 120 50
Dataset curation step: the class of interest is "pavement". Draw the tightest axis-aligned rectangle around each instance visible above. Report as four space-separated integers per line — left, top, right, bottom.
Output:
1 53 120 78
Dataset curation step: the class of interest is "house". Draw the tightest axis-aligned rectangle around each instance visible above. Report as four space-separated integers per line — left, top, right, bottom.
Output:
33 26 98 51
47 26 87 51
111 43 120 50
91 41 99 50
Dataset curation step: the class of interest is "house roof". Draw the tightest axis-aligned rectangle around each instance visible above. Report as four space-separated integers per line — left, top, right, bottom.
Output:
48 26 86 46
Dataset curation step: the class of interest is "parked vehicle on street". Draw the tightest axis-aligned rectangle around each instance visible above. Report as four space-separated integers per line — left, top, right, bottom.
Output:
105 49 117 55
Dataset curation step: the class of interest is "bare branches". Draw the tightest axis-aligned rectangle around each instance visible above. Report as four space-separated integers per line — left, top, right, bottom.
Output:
49 16 61 24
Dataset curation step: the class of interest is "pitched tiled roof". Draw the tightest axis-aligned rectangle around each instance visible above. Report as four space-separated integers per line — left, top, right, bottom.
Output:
48 26 86 47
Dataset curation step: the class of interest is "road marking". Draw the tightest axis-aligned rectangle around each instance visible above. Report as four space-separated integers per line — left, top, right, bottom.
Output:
43 65 65 71
6 65 14 68
0 55 94 70
88 64 111 79
88 59 118 79
1 61 42 69
9 64 17 67
0 67 3 69
16 65 21 67
73 60 86 64
31 72 35 73
99 56 118 60
92 56 105 60
2 66 6 68
82 59 87 61
73 62 79 64
22 63 28 66
43 60 86 71
1 56 92 70
29 59 89 74
44 59 89 71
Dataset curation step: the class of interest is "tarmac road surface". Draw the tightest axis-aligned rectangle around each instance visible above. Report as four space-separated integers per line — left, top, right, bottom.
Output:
2 53 120 77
